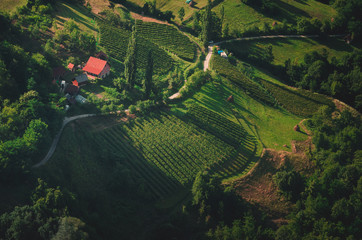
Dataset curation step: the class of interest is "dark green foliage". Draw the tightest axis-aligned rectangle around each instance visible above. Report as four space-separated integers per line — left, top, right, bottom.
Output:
273 170 305 201
0 91 63 182
0 179 86 240
284 49 362 112
144 51 153 98
201 0 212 47
53 19 96 54
98 21 174 73
211 54 275 105
124 26 137 89
178 7 185 22
332 0 362 40
278 109 362 239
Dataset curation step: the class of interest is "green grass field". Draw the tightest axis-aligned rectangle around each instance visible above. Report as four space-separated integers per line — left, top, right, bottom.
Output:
211 54 275 105
213 0 336 34
222 37 355 66
54 2 99 36
181 79 308 152
0 0 27 12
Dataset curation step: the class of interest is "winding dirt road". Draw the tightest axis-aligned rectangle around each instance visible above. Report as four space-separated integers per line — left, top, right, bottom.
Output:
32 114 96 168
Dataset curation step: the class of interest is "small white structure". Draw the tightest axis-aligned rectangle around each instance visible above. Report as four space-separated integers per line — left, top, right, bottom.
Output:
60 80 67 93
220 52 228 58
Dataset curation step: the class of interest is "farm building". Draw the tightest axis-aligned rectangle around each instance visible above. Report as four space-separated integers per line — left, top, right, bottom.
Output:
218 50 228 58
67 63 75 72
82 57 111 79
72 74 88 86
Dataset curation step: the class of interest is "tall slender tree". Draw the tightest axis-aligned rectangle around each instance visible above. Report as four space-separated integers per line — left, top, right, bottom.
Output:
124 25 137 89
201 0 212 47
144 50 153 98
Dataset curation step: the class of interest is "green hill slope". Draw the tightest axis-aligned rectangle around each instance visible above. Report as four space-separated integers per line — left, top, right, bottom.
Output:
136 21 196 61
213 0 336 34
99 21 174 73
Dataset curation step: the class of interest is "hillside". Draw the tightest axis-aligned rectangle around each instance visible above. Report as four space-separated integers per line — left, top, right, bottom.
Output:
213 0 336 34
0 0 361 239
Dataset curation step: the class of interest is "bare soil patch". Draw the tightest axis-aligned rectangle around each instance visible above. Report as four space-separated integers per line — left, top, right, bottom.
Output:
86 0 110 14
131 12 171 25
227 136 314 225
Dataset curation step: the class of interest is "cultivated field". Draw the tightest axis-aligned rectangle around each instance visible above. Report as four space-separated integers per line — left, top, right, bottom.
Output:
136 21 197 61
259 79 334 117
182 79 308 152
99 21 174 73
211 54 275 105
222 37 355 66
213 0 336 34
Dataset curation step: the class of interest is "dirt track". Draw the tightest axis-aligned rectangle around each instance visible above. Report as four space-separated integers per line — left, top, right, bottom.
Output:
32 114 96 168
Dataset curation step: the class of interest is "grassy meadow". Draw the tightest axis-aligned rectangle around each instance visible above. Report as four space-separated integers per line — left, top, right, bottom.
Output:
0 0 27 12
213 0 336 33
54 2 99 36
180 79 308 152
222 37 355 66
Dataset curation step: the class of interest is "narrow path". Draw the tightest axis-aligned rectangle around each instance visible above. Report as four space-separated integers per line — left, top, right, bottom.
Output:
32 114 96 168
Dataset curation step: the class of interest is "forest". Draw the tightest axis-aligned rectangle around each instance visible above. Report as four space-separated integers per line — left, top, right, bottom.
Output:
0 0 361 239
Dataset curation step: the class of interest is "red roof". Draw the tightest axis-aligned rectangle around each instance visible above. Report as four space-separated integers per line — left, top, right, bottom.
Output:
68 63 74 70
72 80 78 86
82 57 108 75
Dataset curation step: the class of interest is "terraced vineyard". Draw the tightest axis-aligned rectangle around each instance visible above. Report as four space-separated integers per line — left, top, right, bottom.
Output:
259 79 334 117
136 21 196 61
211 55 275 105
187 104 247 147
91 112 241 199
186 104 259 179
98 22 174 73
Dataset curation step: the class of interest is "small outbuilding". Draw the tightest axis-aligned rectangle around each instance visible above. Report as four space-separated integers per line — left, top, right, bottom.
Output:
227 95 234 103
72 74 88 86
67 63 75 72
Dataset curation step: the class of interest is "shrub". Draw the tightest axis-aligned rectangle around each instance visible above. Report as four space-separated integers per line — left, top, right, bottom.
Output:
128 105 137 114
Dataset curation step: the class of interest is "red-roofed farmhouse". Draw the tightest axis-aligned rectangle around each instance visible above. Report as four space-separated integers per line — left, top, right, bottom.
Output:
82 57 111 79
